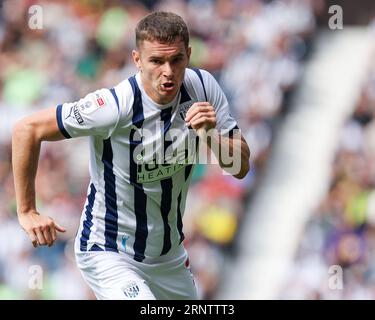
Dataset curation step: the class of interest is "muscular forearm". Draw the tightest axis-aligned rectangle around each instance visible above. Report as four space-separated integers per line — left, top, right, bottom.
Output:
199 129 250 179
185 103 250 179
231 137 250 179
12 109 66 247
12 120 41 214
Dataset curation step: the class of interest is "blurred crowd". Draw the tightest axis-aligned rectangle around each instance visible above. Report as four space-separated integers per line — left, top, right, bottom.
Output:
0 0 320 299
281 22 375 299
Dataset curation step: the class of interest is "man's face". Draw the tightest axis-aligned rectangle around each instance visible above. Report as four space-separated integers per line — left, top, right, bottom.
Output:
132 38 191 105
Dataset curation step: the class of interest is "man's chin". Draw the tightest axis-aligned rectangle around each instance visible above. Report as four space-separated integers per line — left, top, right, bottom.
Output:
157 90 178 104
159 88 178 97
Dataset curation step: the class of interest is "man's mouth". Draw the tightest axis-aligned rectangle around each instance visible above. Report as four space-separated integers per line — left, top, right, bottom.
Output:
160 82 175 92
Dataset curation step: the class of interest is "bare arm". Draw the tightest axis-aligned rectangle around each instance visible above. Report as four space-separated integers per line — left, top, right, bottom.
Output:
185 102 250 179
12 107 67 247
208 133 250 179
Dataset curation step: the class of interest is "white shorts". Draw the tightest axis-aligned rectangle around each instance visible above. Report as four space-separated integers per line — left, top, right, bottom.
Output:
75 244 198 300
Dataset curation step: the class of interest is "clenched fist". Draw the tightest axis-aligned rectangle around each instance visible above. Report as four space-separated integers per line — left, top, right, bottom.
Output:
185 102 217 136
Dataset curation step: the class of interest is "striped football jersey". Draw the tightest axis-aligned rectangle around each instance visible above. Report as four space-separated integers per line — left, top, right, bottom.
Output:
56 68 238 263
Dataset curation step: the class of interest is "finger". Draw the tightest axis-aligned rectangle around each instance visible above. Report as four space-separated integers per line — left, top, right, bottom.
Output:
42 226 53 246
190 118 216 133
191 101 210 107
190 114 216 126
35 228 47 246
51 225 57 243
187 111 216 125
28 230 38 248
53 222 66 233
185 104 213 122
185 105 213 122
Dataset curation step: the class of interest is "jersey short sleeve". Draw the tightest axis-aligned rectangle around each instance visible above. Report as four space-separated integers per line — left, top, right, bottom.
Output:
56 88 120 139
200 69 238 135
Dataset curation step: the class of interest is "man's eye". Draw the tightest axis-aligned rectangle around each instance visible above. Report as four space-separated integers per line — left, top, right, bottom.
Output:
173 57 183 63
151 60 162 64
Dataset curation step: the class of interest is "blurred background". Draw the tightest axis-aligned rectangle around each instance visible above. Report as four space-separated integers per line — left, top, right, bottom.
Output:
1 0 375 299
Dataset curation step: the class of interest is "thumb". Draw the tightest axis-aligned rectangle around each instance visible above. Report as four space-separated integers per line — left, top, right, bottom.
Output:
53 222 66 233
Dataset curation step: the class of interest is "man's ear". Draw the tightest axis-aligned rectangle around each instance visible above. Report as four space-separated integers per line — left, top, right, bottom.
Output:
187 46 191 62
132 50 142 70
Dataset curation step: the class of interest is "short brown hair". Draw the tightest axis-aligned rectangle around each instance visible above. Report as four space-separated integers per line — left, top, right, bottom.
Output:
135 11 189 49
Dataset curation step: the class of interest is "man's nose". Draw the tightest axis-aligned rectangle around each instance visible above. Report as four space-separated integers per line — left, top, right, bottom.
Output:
162 62 174 77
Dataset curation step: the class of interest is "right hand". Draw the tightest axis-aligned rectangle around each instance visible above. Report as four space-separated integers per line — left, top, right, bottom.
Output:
18 210 66 247
185 102 217 137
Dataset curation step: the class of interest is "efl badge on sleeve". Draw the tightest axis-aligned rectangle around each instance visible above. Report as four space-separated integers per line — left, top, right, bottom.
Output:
96 96 105 107
78 93 106 114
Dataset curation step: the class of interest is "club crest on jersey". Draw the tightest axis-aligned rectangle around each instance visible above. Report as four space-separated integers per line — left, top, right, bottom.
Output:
178 100 195 120
123 283 140 299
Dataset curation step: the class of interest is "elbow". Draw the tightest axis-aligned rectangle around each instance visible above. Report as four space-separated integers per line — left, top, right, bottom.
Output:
233 163 249 180
12 118 37 144
234 149 250 179
13 119 28 138
12 120 26 141
235 147 250 179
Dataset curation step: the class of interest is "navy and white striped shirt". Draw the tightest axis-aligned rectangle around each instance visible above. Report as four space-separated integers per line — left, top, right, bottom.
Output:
56 68 238 263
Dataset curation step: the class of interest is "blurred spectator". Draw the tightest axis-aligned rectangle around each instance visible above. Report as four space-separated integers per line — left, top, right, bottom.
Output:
280 25 375 299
